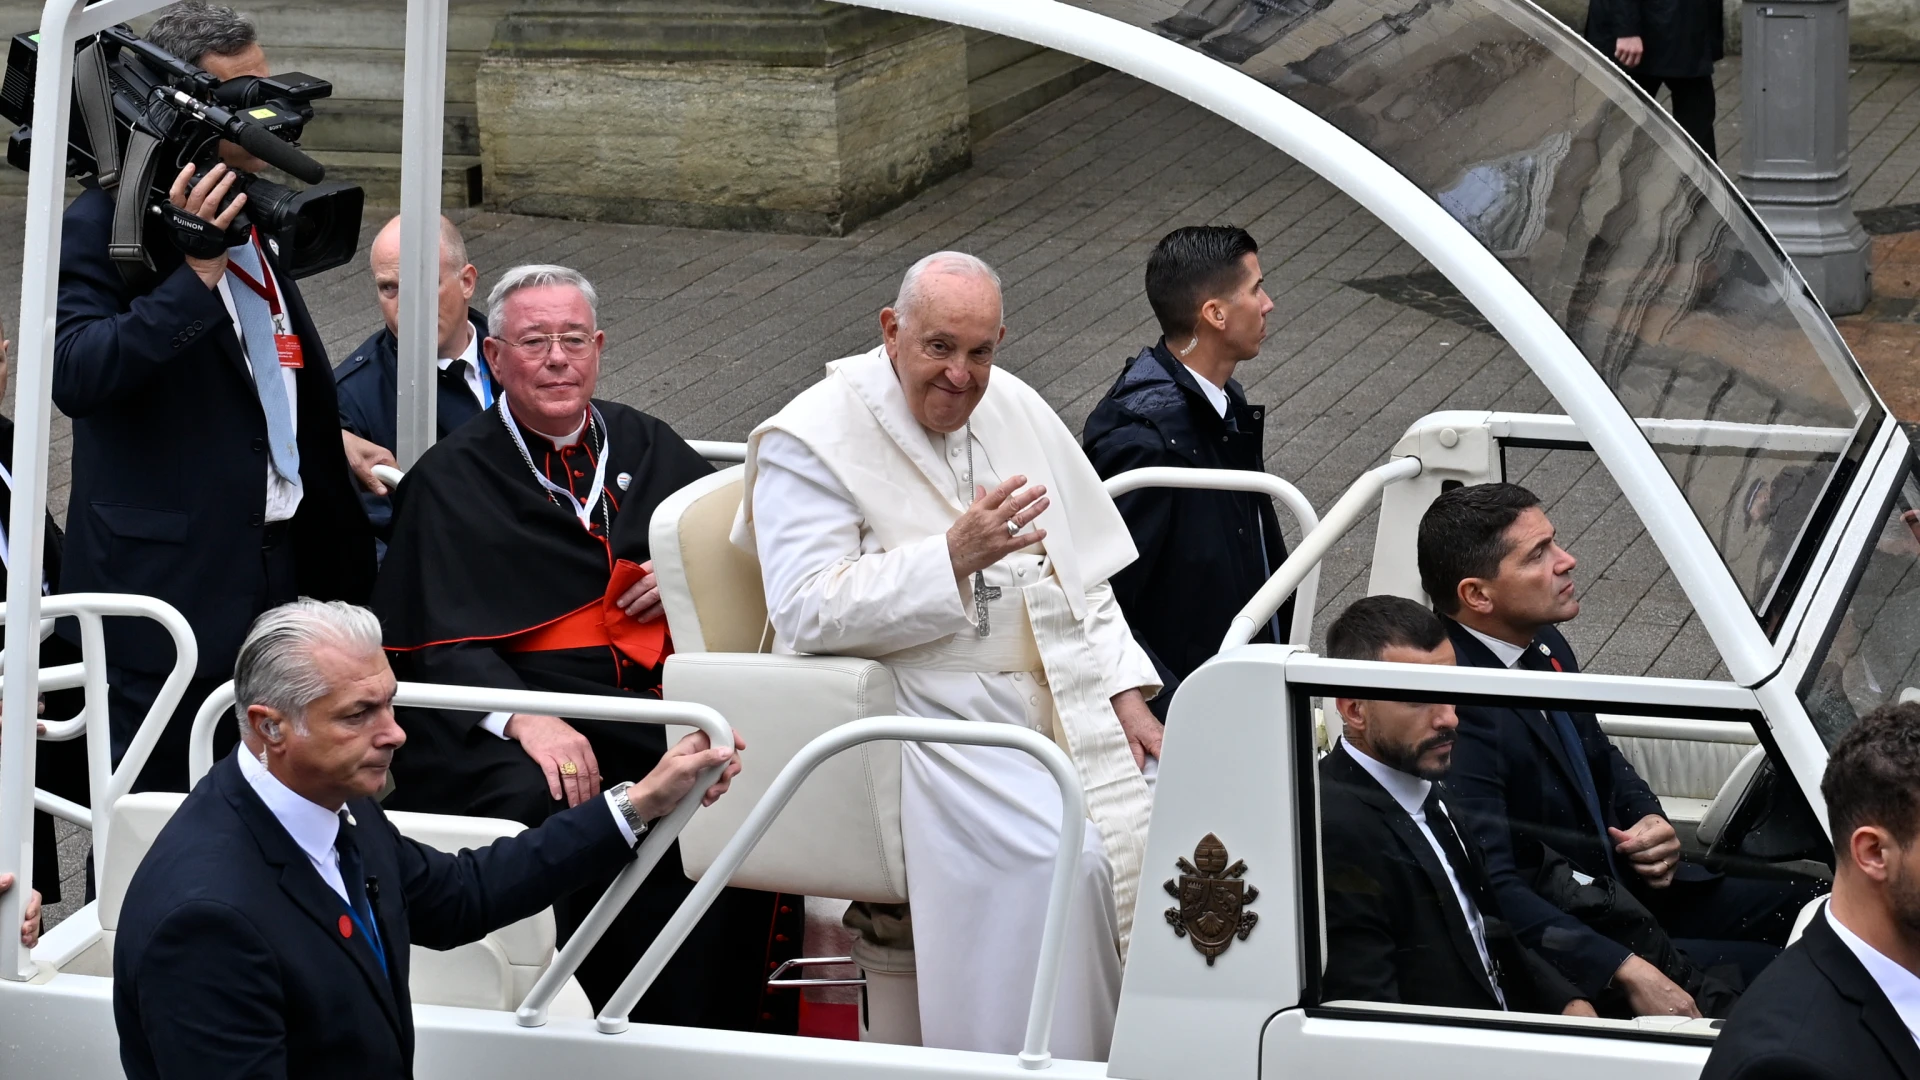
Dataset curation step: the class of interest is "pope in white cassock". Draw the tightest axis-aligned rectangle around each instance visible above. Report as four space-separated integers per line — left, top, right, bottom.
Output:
732 252 1165 1060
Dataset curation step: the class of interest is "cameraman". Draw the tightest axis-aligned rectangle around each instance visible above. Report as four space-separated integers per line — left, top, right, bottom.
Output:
53 2 372 793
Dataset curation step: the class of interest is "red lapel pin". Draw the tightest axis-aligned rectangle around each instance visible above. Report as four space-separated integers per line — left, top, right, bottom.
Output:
339 915 354 939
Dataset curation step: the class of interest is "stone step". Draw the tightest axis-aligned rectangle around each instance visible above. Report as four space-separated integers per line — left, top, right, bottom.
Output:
306 151 482 208
301 99 481 158
966 31 1048 83
969 49 1105 142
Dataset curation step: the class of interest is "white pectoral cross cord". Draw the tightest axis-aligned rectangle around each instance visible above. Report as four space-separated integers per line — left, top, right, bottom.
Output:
962 421 999 638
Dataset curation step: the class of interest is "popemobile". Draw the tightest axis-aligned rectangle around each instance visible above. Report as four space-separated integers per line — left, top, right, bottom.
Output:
0 0 1904 1076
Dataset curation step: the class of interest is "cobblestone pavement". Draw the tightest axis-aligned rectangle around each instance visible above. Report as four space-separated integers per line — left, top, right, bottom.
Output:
14 56 1920 921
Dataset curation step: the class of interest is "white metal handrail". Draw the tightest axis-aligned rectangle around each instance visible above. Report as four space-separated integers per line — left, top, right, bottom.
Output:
1222 456 1425 650
1598 716 1760 745
0 594 197 908
577 716 1085 1071
1104 467 1321 645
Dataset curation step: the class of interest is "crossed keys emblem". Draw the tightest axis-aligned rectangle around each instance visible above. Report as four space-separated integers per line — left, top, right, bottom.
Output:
1164 833 1259 965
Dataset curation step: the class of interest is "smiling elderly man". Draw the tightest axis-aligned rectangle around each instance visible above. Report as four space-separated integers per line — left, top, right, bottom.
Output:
734 251 1164 1060
369 264 796 1028
113 600 744 1080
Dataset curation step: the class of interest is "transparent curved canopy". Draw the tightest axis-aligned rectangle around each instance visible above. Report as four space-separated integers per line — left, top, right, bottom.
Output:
1067 0 1881 627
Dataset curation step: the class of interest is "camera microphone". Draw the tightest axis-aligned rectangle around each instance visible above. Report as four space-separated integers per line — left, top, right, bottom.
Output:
164 89 326 185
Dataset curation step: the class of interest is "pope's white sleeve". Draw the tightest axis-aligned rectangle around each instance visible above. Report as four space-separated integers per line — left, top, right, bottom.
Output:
1085 579 1163 702
753 431 973 655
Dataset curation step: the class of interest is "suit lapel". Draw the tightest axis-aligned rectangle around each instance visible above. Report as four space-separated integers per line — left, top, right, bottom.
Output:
217 756 405 1037
1444 620 1588 809
1329 748 1498 999
1805 914 1920 1080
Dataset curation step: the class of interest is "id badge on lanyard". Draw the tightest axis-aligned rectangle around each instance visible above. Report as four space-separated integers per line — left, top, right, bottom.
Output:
227 229 304 369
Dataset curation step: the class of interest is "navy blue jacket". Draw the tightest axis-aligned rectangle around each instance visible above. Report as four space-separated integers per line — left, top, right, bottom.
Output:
1440 619 1689 995
334 309 493 541
53 187 374 677
114 750 633 1080
1083 342 1288 718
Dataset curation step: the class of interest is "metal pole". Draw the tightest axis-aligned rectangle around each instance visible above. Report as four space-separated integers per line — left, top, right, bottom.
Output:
2 0 86 982
1739 0 1871 314
395 0 451 468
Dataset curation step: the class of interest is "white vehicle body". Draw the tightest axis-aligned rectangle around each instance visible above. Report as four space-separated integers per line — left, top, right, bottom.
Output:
0 0 1901 1077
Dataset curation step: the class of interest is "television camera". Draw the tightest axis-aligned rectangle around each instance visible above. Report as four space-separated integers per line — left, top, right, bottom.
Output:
0 23 362 279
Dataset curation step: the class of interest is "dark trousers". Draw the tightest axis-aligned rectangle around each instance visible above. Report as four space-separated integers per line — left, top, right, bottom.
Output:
1632 73 1718 159
108 523 296 792
1640 869 1825 985
386 717 793 1030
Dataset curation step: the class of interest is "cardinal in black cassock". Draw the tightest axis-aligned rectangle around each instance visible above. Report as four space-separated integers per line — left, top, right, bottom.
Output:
369 281 798 1030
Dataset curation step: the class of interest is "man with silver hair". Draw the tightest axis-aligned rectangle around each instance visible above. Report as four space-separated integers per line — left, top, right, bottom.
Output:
370 264 796 1028
735 251 1163 1058
112 600 743 1079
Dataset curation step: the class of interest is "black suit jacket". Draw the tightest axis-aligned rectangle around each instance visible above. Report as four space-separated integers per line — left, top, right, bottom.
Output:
1703 906 1920 1080
54 187 374 677
114 751 634 1079
1441 618 1684 995
1319 744 1582 1013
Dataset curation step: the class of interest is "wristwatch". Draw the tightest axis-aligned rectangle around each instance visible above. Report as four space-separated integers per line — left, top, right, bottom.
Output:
607 781 651 843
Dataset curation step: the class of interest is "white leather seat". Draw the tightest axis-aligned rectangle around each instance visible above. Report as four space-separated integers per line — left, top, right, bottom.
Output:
651 467 920 1043
82 792 592 1017
1606 727 1752 836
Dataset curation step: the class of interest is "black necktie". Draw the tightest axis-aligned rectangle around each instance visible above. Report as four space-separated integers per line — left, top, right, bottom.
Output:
440 359 484 431
1515 645 1619 877
334 810 388 976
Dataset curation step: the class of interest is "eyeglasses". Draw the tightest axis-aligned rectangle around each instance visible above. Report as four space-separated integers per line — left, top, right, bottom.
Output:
501 332 596 358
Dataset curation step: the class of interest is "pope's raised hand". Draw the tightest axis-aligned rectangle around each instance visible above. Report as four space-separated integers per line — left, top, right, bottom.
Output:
947 475 1048 585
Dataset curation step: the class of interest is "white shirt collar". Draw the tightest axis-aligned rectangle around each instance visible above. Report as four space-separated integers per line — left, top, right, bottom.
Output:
523 411 587 449
1461 623 1529 668
1340 739 1432 817
237 745 345 865
1827 904 1920 1047
1182 364 1230 418
435 321 480 370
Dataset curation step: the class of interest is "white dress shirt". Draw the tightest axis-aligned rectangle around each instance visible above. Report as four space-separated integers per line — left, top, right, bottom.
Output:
1182 364 1230 418
437 322 488 408
216 274 302 523
1462 623 1528 668
237 744 641 878
1827 903 1920 1049
1341 739 1506 1008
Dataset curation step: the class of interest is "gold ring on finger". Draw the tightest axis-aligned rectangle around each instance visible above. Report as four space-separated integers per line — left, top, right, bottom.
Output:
558 761 579 776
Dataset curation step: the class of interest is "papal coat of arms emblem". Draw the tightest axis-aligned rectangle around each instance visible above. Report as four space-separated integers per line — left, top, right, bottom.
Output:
1163 833 1258 965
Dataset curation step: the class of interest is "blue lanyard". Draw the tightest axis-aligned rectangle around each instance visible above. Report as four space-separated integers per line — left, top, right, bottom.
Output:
475 354 496 410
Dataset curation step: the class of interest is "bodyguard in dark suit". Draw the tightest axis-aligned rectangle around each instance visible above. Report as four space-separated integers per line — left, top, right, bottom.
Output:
1704 704 1920 1080
115 600 743 1080
1419 483 1816 1017
1318 596 1591 1015
1083 226 1290 717
53 11 372 793
334 214 495 547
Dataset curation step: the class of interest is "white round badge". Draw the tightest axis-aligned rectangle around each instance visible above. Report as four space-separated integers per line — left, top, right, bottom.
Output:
616 472 632 491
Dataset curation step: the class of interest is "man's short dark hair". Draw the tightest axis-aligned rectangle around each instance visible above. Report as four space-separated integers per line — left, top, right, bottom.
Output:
1417 483 1542 616
1327 595 1448 662
1824 703 1920 860
146 2 256 66
1145 226 1259 339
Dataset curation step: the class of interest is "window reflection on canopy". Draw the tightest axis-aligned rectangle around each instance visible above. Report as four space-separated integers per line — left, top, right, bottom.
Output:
1062 0 1879 617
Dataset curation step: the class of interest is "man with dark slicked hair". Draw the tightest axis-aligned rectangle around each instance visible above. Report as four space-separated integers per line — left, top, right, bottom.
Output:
1705 703 1920 1080
1083 226 1287 718
1419 482 1817 1018
1319 595 1596 1018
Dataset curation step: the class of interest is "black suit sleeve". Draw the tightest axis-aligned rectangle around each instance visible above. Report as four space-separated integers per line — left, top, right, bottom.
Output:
130 900 289 1080
1084 433 1179 705
1447 709 1633 996
1511 940 1584 1014
1705 1055 1843 1080
1319 815 1404 1003
392 792 633 951
53 198 234 419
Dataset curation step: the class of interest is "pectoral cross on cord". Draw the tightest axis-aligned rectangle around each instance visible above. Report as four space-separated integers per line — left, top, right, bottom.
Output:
963 422 998 639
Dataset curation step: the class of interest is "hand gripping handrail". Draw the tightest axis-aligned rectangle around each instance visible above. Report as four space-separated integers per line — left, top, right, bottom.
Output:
0 594 197 899
1222 456 1425 650
575 717 1085 1071
1103 467 1321 645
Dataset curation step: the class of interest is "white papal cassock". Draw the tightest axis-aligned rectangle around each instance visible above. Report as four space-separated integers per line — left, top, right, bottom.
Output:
733 347 1159 1060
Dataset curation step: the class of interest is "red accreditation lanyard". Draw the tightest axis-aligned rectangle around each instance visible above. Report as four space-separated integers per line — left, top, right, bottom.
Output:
227 229 304 368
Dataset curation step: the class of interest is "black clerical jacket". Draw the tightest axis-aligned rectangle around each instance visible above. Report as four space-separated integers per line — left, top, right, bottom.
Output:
371 399 713 795
1319 744 1583 1014
114 750 633 1080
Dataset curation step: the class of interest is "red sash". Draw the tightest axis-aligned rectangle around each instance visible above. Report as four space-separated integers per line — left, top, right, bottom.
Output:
500 559 670 668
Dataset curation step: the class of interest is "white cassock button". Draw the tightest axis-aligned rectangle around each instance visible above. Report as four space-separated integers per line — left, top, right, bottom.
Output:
1016 567 1027 579
1029 696 1039 707
1011 672 1023 682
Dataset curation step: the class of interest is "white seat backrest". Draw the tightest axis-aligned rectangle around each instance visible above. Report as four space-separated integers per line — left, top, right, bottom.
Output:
384 811 555 971
650 466 768 654
669 653 907 902
101 792 188 932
